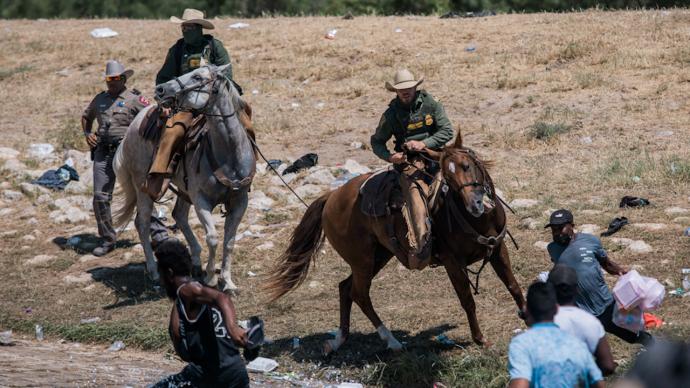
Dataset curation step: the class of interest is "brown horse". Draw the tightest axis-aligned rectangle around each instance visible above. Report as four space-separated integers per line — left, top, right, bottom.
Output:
265 134 525 353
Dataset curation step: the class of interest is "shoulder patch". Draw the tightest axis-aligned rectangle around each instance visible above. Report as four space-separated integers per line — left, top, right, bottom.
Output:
131 88 141 95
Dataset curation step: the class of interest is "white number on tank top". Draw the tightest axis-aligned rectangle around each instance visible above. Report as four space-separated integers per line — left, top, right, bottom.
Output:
211 308 228 338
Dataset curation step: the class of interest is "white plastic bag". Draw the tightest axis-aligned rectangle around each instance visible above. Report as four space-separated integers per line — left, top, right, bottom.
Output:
640 276 665 311
613 270 646 310
612 301 644 333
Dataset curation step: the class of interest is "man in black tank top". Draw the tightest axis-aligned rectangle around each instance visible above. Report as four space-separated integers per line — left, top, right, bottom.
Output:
151 239 250 388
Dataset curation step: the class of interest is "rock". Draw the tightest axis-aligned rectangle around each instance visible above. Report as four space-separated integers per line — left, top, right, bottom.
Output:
304 169 335 186
256 163 267 176
0 147 20 160
19 208 36 219
295 184 325 198
519 217 540 230
1 159 26 174
656 130 674 138
308 280 322 288
21 234 36 241
533 241 549 250
665 207 689 216
64 181 89 194
79 254 99 263
53 196 91 211
37 194 52 204
3 190 24 201
672 216 690 224
579 136 593 144
26 217 38 225
64 150 91 172
270 172 296 186
578 224 600 234
63 273 93 285
20 182 48 197
343 159 371 175
248 190 274 211
0 230 17 237
50 206 89 224
0 182 9 189
0 208 14 216
610 238 652 254
350 141 365 150
631 223 667 231
257 241 274 251
510 198 540 209
27 143 55 161
25 254 56 266
581 209 602 215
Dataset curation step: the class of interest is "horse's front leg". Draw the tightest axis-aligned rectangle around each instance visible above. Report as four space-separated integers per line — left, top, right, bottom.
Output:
172 197 203 278
194 198 219 288
442 255 487 346
134 195 158 281
490 242 526 315
219 190 249 295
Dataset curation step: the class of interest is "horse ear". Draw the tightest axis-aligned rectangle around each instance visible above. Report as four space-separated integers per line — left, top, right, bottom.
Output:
452 129 463 148
217 64 231 73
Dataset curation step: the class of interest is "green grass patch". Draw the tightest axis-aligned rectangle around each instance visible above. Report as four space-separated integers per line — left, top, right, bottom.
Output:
0 64 32 81
48 116 90 152
264 211 290 224
529 122 571 140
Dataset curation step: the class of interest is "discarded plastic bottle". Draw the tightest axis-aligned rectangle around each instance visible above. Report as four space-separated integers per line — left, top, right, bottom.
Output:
35 324 44 341
682 268 690 291
325 29 337 39
292 337 300 349
108 340 125 352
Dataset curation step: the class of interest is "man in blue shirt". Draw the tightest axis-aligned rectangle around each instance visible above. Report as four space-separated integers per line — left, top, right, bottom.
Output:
545 209 653 346
508 282 604 388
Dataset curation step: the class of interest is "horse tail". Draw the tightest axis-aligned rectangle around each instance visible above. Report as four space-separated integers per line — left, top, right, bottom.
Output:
111 141 137 228
264 191 332 302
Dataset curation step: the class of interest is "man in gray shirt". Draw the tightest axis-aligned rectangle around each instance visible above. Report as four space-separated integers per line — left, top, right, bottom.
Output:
546 209 652 346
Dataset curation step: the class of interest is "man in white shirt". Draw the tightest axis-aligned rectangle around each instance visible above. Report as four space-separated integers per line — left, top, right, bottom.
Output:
549 264 617 376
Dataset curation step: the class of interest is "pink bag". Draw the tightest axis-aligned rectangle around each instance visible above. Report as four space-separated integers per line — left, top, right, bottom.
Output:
640 276 665 311
613 270 645 310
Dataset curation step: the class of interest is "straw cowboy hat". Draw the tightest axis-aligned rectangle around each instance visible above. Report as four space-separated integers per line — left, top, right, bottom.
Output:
104 60 133 79
385 69 424 92
170 8 215 30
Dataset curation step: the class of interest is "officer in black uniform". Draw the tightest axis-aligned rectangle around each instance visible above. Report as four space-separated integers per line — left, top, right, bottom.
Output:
82 60 151 256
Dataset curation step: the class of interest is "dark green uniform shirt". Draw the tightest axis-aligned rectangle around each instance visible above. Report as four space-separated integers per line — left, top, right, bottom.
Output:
155 35 232 85
370 90 454 162
82 89 150 139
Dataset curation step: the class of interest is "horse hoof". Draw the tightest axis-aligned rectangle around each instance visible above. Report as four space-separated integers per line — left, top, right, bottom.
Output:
205 275 218 288
222 285 240 297
474 337 491 347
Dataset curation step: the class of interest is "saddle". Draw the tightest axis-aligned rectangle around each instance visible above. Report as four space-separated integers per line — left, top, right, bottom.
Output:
359 169 402 217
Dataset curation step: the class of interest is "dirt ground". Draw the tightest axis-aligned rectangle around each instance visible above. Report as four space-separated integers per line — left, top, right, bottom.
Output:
1 10 690 387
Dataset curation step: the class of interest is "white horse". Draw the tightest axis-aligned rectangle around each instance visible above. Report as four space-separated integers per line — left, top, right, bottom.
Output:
113 64 255 293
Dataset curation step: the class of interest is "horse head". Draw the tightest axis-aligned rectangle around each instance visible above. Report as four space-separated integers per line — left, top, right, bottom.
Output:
154 64 232 113
440 134 493 218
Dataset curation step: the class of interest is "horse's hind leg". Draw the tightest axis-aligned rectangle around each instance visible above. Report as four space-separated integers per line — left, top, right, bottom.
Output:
134 194 158 281
219 191 248 295
443 256 486 345
490 242 526 314
172 197 203 278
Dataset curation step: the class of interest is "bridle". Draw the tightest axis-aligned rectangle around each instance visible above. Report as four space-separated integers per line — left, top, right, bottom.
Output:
440 148 493 197
160 68 236 119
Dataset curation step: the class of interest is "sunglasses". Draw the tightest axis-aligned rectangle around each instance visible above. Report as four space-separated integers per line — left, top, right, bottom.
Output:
105 75 122 82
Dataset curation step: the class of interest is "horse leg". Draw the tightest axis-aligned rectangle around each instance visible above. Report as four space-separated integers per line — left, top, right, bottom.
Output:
172 198 203 278
218 191 248 294
325 251 393 355
134 195 158 281
194 199 219 288
490 242 526 314
444 258 486 345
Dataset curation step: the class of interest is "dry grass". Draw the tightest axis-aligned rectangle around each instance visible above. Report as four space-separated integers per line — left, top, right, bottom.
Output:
1 9 690 387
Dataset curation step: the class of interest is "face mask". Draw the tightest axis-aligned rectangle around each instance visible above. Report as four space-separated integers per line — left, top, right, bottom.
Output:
183 25 203 46
554 234 571 245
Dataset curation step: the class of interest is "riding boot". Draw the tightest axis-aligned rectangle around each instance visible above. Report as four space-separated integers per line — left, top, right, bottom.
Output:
142 111 192 200
93 199 116 256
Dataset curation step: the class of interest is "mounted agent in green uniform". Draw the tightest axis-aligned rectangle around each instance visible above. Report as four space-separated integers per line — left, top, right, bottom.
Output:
370 69 454 270
144 8 235 200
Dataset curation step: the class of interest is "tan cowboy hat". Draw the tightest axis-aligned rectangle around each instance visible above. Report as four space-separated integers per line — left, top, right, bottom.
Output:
104 60 133 79
170 8 215 30
385 69 424 92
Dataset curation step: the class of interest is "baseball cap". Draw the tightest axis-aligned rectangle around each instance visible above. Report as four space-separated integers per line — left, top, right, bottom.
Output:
544 209 574 228
547 265 578 287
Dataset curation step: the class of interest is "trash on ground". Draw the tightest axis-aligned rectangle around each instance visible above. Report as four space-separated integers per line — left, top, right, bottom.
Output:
24 307 32 314
35 324 44 341
283 153 318 175
601 216 628 237
292 336 300 349
331 172 360 189
682 268 690 291
80 317 101 324
465 45 476 52
315 102 325 109
32 164 80 190
684 227 690 237
229 22 250 29
440 10 496 18
394 28 402 33
338 383 364 388
251 89 259 95
107 340 125 352
580 136 593 144
267 159 282 170
619 196 650 208
90 28 118 38
28 143 54 159
668 288 688 297
247 356 279 373
325 29 338 39
537 271 549 283
434 333 462 348
290 102 300 109
643 312 663 329
0 330 13 346
350 141 364 150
